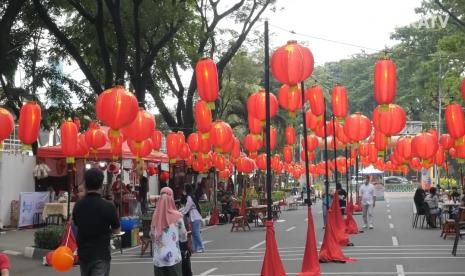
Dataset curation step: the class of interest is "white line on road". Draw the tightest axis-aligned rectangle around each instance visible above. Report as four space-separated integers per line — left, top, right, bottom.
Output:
199 268 218 276
387 204 390 208
388 215 392 219
203 240 213 245
396 264 405 276
389 223 394 229
387 209 391 213
249 240 266 250
392 236 399 246
285 226 296 232
2 250 21 256
202 225 218 231
317 211 323 214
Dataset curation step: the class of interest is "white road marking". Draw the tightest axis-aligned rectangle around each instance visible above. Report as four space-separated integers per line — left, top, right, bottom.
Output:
317 211 323 214
392 236 399 246
202 225 218 231
285 226 296 232
276 219 286 222
389 223 394 229
387 204 390 208
396 264 405 276
248 240 266 250
199 268 218 276
305 218 308 221
111 245 141 255
388 215 392 219
2 250 21 256
387 209 391 213
203 240 213 245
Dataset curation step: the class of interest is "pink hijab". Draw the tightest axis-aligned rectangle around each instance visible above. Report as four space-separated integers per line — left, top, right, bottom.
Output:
151 187 183 240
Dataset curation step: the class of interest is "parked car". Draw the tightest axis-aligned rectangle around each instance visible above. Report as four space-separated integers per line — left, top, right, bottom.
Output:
383 176 409 184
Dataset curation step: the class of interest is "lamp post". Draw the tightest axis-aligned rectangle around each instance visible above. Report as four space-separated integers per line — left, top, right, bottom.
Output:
300 82 311 206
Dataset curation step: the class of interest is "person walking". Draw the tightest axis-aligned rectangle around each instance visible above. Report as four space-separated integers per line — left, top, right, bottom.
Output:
73 168 121 276
180 185 205 253
336 182 348 214
139 176 149 214
151 187 187 276
359 176 376 229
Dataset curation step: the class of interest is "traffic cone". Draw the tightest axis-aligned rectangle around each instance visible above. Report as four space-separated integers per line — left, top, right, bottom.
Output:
298 207 321 276
260 220 286 276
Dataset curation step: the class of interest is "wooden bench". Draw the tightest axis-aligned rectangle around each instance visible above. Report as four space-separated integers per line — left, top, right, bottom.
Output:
231 216 250 232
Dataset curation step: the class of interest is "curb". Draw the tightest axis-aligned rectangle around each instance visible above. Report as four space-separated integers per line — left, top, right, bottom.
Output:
201 216 210 227
24 246 52 260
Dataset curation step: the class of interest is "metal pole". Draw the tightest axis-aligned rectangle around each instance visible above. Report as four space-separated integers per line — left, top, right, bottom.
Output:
323 101 330 210
332 115 338 186
66 163 73 221
264 21 272 221
437 61 442 187
355 153 359 203
300 82 311 206
345 146 349 194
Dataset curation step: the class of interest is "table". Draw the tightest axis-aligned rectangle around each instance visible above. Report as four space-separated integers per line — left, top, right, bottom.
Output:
440 201 460 219
246 205 267 227
42 202 75 220
112 231 125 254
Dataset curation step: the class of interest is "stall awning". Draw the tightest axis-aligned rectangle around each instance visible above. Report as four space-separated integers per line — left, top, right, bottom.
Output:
359 165 384 175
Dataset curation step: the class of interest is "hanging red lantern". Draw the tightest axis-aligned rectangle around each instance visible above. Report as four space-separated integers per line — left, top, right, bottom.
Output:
305 110 323 131
199 136 211 154
271 40 314 87
411 132 438 160
372 104 406 136
244 134 262 155
195 58 219 108
125 109 155 142
209 120 233 152
373 130 388 151
166 132 182 163
440 133 453 150
285 126 296 145
109 133 124 159
409 157 422 172
359 143 370 157
231 137 241 159
76 133 90 157
314 121 333 138
0 108 14 144
300 150 315 162
151 130 162 151
247 90 278 121
343 113 372 143
434 146 445 166
301 134 318 152
85 123 107 151
60 120 78 163
395 136 412 160
187 132 200 153
278 84 302 117
195 100 213 135
263 127 277 151
256 153 267 171
219 169 231 180
179 143 191 160
18 102 41 145
271 154 281 171
331 84 348 119
213 153 226 171
305 84 325 117
128 138 152 159
248 115 262 135
368 143 378 164
96 86 138 136
445 103 465 139
374 58 396 105
449 147 457 158
283 145 293 164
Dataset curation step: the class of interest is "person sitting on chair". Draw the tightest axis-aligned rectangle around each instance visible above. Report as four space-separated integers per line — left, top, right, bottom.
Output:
425 187 441 228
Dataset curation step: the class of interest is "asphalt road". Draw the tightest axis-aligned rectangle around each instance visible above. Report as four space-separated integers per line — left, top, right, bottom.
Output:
6 194 465 275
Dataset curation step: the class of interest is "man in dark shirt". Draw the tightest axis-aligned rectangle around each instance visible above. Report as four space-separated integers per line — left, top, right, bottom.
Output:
138 176 148 214
336 182 348 214
73 168 120 276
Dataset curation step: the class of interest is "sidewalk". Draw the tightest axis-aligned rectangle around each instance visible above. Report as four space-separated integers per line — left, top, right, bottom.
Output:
0 228 36 256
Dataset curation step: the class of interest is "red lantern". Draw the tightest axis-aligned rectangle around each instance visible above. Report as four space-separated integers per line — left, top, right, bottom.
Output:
278 84 302 116
256 153 267 171
283 145 293 164
305 84 325 117
60 120 78 163
285 126 296 145
19 102 41 145
374 58 396 105
166 132 182 162
434 146 445 166
96 86 138 134
359 143 370 157
151 130 162 151
409 157 422 172
195 58 219 107
187 132 200 153
440 133 453 150
449 147 457 158
125 109 156 142
368 143 378 164
244 134 262 155
263 127 277 151
445 103 465 139
331 84 348 119
301 150 315 162
412 132 438 160
314 121 333 138
109 134 123 159
0 108 14 143
160 171 169 182
179 143 191 160
461 78 465 104
231 137 241 159
301 134 318 152
128 139 152 159
372 104 406 136
85 123 107 150
247 90 278 121
271 40 314 86
305 110 323 131
209 120 233 152
395 136 413 160
195 100 213 135
248 115 262 135
343 113 372 142
271 154 280 171
76 133 90 157
199 136 211 154
374 130 388 151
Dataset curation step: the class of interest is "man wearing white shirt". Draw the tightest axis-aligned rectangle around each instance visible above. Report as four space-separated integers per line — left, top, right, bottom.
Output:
359 176 376 229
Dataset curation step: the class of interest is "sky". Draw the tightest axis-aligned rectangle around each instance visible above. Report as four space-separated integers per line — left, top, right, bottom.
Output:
267 0 423 65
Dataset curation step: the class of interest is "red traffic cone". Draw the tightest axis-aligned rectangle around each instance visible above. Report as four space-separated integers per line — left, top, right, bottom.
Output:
345 200 359 235
260 220 286 276
298 207 321 276
331 192 350 246
209 207 219 225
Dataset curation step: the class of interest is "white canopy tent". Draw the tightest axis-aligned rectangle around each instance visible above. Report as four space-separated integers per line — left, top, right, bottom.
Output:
359 165 384 175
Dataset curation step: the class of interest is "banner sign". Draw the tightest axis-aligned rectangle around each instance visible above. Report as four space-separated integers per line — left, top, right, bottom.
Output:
19 192 50 228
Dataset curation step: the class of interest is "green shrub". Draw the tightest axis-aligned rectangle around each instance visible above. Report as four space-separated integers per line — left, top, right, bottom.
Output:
440 177 458 188
34 225 65 250
199 201 213 218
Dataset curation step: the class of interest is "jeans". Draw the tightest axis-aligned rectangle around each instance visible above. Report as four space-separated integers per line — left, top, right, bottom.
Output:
322 206 328 226
154 262 182 276
191 219 204 252
80 259 110 276
362 203 374 226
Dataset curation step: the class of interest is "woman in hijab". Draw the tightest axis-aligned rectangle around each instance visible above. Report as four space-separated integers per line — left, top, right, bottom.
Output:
151 187 187 276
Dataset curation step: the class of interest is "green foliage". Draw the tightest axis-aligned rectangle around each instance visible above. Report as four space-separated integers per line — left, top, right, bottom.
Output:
440 177 458 188
34 225 65 250
199 201 213 218
271 191 286 202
